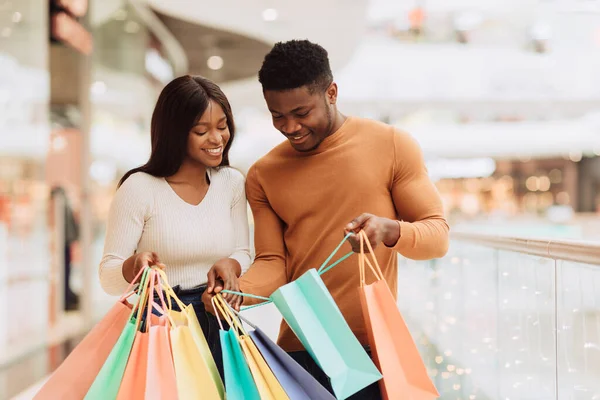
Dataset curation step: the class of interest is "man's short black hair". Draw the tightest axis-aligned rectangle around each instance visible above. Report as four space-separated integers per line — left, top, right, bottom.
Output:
258 39 333 93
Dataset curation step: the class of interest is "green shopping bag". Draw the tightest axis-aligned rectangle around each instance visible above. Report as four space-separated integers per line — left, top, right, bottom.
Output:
85 268 152 400
213 297 261 400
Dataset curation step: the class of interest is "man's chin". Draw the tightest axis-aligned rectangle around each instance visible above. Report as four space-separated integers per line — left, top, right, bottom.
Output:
289 139 321 153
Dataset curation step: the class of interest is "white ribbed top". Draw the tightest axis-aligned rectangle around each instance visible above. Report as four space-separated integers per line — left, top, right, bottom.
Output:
99 167 252 296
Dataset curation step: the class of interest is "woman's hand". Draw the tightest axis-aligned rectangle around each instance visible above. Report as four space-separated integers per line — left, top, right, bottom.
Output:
123 251 163 283
206 258 242 310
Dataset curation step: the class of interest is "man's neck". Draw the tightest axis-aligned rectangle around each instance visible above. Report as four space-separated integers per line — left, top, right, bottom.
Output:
327 111 346 137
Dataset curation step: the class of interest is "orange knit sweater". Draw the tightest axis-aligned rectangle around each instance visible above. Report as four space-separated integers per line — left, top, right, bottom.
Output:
240 116 449 351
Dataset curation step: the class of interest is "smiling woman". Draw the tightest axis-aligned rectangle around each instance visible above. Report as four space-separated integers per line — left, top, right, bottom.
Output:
98 75 251 379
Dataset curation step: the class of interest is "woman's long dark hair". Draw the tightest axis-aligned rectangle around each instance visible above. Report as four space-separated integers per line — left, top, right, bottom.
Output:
118 75 235 187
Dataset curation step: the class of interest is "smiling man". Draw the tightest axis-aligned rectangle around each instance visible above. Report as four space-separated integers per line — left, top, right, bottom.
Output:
239 40 449 399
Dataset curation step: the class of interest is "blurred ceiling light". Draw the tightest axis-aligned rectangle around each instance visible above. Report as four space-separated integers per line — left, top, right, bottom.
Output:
207 55 224 71
538 176 551 192
114 9 128 21
262 8 278 22
526 176 539 191
549 169 562 183
569 151 583 162
91 81 107 96
124 20 140 34
12 11 22 23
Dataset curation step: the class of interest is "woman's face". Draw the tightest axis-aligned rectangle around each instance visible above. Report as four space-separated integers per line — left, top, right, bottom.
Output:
186 100 230 168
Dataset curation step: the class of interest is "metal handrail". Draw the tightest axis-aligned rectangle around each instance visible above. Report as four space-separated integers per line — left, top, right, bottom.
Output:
451 231 600 265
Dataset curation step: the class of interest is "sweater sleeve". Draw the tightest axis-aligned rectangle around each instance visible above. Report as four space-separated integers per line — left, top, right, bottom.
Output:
99 174 152 296
227 169 252 273
389 130 450 259
238 164 288 305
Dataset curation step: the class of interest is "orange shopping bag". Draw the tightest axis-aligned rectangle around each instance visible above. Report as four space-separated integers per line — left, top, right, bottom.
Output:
117 269 178 400
145 271 178 400
33 268 148 400
357 231 439 400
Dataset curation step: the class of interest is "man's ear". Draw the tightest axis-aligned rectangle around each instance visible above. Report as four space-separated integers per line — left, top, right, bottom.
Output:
327 82 338 105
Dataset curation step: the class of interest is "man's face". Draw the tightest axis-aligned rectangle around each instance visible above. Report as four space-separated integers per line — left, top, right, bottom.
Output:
264 84 336 152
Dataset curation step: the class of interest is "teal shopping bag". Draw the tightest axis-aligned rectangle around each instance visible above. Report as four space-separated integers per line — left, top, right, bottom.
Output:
85 268 151 400
271 269 382 400
215 295 261 400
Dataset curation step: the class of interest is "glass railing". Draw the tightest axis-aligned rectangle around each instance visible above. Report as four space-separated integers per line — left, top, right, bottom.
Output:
399 232 600 400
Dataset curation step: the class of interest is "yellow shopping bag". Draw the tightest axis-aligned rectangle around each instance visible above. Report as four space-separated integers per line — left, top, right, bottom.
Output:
214 295 290 400
158 270 224 400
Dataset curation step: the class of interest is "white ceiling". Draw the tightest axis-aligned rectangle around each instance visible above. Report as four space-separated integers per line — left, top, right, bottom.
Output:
144 0 369 72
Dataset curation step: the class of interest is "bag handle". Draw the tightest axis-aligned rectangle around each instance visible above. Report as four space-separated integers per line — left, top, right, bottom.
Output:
222 299 257 330
146 269 176 331
358 230 384 286
133 268 154 331
221 233 356 309
216 294 246 335
154 268 189 312
128 267 150 319
211 294 245 339
317 232 354 275
119 265 148 302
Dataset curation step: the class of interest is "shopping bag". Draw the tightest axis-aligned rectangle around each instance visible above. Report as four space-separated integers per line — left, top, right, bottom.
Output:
117 269 176 400
33 268 147 400
85 267 153 400
213 296 261 400
223 235 381 400
156 270 224 399
144 273 178 400
357 231 439 400
233 306 334 400
216 295 289 400
270 268 382 400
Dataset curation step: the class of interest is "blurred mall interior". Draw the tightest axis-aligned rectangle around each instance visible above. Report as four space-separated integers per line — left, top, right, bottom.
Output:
2 0 600 399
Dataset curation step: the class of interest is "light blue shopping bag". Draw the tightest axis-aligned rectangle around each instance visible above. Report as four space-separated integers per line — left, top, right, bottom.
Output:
271 269 382 400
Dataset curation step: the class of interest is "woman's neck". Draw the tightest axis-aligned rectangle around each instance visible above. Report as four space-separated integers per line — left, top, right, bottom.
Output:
167 160 208 187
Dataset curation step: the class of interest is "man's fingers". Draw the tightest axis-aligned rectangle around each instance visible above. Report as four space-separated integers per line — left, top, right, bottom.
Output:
362 226 378 251
213 279 224 295
206 268 216 293
223 279 232 301
346 213 371 232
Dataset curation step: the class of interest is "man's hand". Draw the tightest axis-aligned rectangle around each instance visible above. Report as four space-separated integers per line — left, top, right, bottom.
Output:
202 285 232 321
206 258 242 311
344 213 400 253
